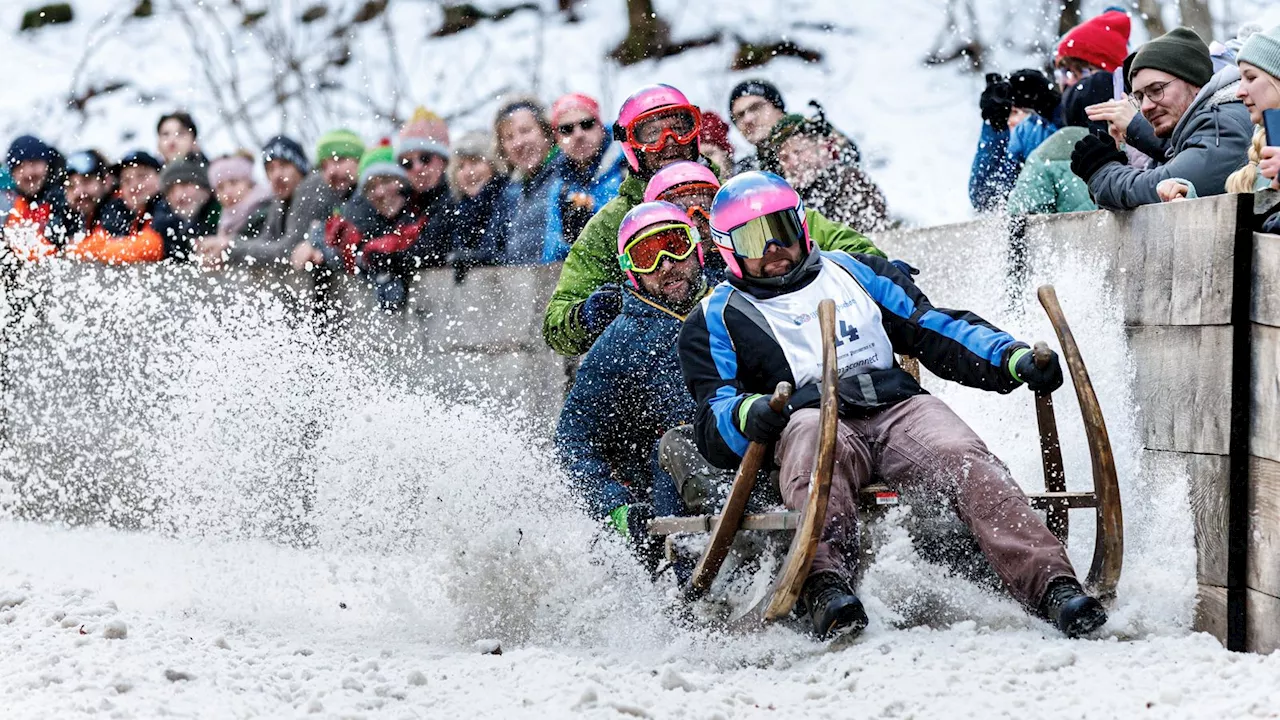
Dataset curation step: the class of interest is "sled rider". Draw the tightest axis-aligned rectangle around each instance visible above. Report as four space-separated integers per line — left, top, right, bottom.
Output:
678 171 1108 640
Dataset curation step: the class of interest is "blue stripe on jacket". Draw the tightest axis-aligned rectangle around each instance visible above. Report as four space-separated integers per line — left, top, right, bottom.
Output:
823 251 1017 368
704 284 751 458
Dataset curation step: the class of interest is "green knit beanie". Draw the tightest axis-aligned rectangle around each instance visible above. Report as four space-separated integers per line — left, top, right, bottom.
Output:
315 128 365 163
1128 27 1213 88
356 139 408 191
1238 24 1280 82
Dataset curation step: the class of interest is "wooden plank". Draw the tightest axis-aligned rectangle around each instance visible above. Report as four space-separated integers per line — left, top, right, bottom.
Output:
1026 492 1098 511
1144 450 1231 588
1251 324 1280 464
1246 587 1280 654
1195 584 1228 647
1253 233 1280 328
1127 325 1233 455
1248 455 1280 599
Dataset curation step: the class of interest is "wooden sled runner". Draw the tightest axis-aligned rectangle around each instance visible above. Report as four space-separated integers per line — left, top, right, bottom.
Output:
648 284 1125 625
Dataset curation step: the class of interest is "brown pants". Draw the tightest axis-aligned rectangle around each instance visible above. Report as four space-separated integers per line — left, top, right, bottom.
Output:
774 395 1075 609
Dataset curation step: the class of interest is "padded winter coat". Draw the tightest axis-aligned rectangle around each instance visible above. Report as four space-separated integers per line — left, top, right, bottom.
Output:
2 184 71 260
1007 127 1097 216
485 154 562 265
542 142 627 263
1088 66 1253 209
542 172 889 357
556 285 702 518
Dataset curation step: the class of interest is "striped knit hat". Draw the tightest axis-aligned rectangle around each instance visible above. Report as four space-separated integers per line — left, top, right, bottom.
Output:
357 139 408 191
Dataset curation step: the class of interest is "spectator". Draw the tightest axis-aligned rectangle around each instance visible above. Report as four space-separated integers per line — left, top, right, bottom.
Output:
728 79 786 173
62 150 111 237
970 70 1062 211
395 107 454 268
1008 71 1111 215
156 111 208 166
325 140 425 310
0 163 15 217
1224 24 1280 194
698 110 735 180
1053 10 1131 92
3 134 71 260
287 129 364 272
224 135 310 266
444 132 506 280
543 93 627 262
194 152 274 266
1070 27 1253 209
70 150 166 263
487 96 561 265
759 108 889 233
153 157 220 261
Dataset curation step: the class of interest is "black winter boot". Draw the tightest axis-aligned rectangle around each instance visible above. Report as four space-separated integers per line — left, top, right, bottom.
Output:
800 572 868 639
1039 577 1107 638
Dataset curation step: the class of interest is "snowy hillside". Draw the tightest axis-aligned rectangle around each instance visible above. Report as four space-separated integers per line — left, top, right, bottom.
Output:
5 0 1278 227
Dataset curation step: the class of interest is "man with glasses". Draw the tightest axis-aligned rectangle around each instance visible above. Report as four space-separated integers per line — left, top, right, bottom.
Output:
1070 27 1252 209
727 80 786 173
679 171 1108 640
555 201 711 575
543 93 627 262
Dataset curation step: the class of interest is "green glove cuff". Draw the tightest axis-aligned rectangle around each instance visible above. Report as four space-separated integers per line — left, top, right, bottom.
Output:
1007 347 1031 383
736 394 765 434
608 505 629 537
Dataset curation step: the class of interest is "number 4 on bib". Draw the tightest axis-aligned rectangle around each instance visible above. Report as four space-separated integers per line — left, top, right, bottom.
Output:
836 319 860 346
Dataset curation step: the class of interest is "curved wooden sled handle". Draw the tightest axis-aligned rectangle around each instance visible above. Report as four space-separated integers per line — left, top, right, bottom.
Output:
1037 285 1124 602
1032 340 1069 542
688 381 792 596
730 298 839 628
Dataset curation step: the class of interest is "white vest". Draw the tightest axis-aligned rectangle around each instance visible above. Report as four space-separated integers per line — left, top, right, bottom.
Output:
737 258 894 388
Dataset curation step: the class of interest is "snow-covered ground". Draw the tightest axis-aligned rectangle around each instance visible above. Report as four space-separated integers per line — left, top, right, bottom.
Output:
6 1 1280 717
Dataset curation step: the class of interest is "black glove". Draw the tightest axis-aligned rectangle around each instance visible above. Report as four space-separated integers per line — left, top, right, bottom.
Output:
1009 69 1062 120
739 394 792 443
580 283 622 334
1014 347 1064 393
889 259 920 277
1070 133 1126 183
980 73 1013 129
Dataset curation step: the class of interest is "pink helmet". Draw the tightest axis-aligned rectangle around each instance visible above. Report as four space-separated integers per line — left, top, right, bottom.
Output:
643 161 720 203
613 84 701 171
617 201 705 288
709 171 810 279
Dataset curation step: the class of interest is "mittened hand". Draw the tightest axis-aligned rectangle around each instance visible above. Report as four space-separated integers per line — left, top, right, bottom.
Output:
1013 347 1065 393
739 394 792 443
980 73 1013 130
889 259 920 277
580 283 623 334
1070 133 1127 183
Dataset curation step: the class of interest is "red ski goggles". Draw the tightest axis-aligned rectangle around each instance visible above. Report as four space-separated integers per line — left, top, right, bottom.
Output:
618 224 700 274
615 105 703 153
660 182 717 226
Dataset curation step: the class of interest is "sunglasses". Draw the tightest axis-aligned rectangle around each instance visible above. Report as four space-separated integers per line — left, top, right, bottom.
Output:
618 224 699 274
557 117 598 136
400 153 440 169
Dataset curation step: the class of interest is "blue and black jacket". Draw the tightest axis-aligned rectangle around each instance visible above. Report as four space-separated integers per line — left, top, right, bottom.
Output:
678 251 1027 470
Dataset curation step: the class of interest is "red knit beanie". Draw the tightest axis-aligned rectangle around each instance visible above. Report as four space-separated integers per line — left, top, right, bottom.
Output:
1056 10 1131 71
699 110 733 155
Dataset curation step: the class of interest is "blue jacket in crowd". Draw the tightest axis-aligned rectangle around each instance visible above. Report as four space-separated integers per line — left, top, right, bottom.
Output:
555 286 702 519
542 142 627 262
486 152 561 265
969 114 1058 211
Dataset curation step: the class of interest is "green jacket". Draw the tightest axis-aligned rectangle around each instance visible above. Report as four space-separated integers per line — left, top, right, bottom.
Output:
1007 126 1097 216
542 174 888 356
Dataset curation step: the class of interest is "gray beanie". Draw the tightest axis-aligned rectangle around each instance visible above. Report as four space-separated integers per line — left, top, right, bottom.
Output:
1238 24 1280 81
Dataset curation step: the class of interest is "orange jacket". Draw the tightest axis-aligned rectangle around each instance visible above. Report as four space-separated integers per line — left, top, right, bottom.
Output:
4 195 59 261
65 224 165 264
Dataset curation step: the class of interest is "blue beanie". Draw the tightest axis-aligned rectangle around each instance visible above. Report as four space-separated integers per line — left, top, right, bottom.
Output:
6 135 52 169
262 135 311 174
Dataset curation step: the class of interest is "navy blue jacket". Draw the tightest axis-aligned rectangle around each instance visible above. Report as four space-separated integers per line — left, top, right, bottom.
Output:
555 286 701 518
679 251 1027 469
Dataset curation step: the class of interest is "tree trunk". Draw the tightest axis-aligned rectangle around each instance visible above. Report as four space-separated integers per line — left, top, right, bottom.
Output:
1058 0 1082 38
1134 0 1168 40
1178 0 1213 44
610 0 670 66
